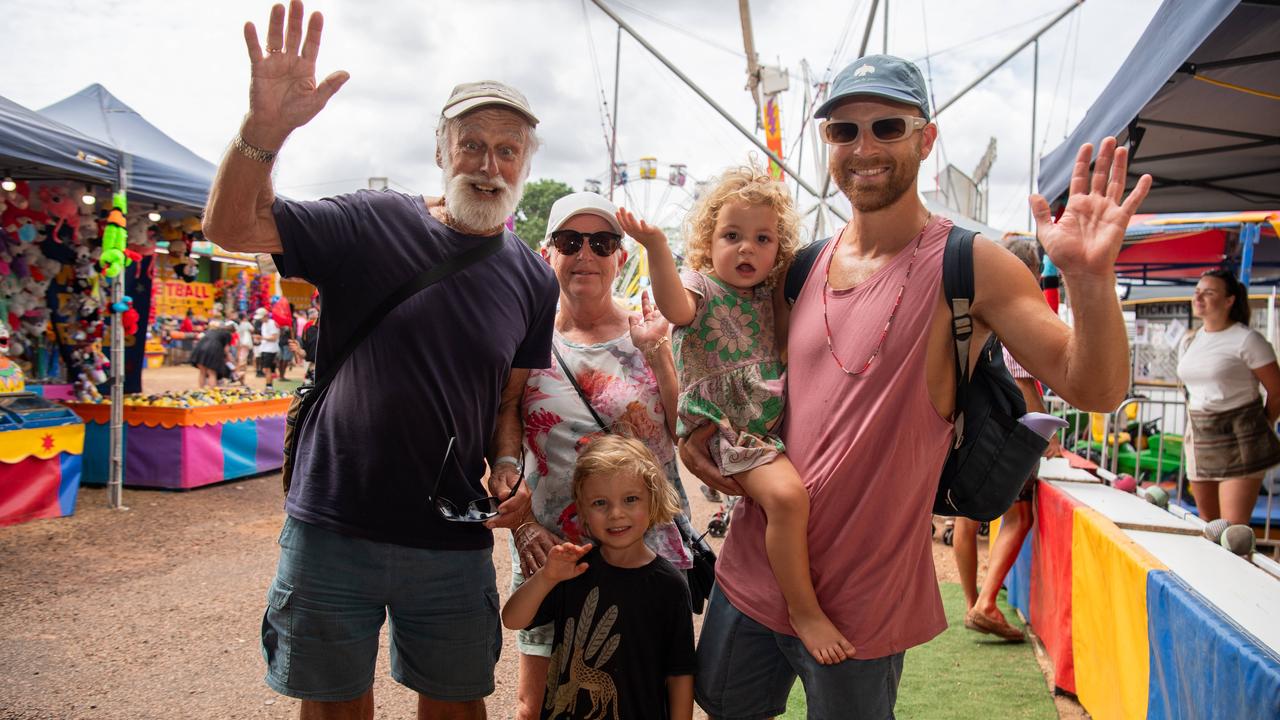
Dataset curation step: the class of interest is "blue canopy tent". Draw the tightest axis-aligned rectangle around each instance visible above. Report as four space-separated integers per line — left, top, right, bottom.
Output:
0 94 119 186
1038 0 1280 286
40 84 218 211
1038 0 1279 215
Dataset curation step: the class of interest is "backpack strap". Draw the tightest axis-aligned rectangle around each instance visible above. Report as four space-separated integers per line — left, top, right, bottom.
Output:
784 236 832 305
942 225 979 447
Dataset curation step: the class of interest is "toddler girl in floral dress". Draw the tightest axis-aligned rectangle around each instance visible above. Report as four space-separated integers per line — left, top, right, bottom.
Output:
618 165 855 664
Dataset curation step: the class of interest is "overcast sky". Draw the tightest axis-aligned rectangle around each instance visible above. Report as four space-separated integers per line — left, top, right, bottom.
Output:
5 0 1163 236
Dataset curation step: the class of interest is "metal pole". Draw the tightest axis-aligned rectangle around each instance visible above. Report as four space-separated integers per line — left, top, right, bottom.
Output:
858 0 882 57
883 0 889 53
1240 222 1260 286
738 0 762 118
108 162 127 510
589 0 848 222
934 0 1082 117
609 26 621 201
1029 38 1038 232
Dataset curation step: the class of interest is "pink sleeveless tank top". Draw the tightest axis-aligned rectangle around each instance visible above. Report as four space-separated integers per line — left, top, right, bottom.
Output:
715 215 954 658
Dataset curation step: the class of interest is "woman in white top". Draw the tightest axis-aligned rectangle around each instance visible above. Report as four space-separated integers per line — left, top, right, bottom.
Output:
1177 269 1280 525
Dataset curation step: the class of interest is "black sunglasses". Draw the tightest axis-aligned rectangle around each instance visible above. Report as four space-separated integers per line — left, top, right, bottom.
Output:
819 115 928 145
429 436 523 523
550 230 622 257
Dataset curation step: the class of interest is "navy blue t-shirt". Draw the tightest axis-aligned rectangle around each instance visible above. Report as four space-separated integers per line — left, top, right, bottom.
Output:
272 190 558 549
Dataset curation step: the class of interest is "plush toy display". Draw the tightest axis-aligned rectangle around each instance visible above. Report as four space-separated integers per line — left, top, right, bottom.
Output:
0 321 26 394
38 184 80 243
79 387 287 407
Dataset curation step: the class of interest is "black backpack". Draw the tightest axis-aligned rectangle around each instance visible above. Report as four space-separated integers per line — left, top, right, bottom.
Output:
784 225 1047 521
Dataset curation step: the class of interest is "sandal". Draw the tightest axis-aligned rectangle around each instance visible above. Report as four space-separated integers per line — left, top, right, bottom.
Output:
964 608 1026 642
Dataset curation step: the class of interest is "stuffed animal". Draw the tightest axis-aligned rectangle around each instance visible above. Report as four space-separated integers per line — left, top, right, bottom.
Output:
37 184 80 242
0 322 25 394
98 192 130 278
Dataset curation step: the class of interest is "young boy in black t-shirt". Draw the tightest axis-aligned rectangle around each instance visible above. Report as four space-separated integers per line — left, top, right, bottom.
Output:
502 434 696 720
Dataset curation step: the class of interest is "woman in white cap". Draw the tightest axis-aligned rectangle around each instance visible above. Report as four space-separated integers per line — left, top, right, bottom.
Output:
508 191 691 718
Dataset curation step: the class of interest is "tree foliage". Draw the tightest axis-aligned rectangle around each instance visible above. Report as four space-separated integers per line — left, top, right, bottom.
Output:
515 178 574 251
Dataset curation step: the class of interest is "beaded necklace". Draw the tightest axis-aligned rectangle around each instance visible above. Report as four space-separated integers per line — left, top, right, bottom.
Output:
821 216 931 375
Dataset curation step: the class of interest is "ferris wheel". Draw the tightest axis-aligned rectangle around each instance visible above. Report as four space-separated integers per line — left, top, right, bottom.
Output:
583 156 704 239
582 157 707 307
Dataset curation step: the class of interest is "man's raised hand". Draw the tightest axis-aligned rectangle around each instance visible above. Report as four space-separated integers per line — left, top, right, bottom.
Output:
1029 136 1152 279
242 0 349 149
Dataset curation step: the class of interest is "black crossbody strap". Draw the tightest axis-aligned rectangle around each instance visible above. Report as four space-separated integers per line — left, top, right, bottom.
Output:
942 225 979 445
313 233 505 390
552 342 611 433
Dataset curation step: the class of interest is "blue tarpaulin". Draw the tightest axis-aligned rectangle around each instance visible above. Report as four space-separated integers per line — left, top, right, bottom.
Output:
40 84 217 210
1038 0 1279 213
1146 570 1280 719
0 94 119 185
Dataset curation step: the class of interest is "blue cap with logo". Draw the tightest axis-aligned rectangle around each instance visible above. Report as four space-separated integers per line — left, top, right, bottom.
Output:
814 54 932 121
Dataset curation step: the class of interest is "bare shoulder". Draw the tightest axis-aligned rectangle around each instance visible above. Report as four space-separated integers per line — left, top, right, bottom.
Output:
971 234 1041 314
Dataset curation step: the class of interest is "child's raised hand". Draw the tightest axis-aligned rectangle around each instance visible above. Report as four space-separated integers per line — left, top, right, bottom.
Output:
540 541 592 582
617 208 667 251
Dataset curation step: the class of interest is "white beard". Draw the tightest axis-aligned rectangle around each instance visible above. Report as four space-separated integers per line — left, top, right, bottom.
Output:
442 164 524 233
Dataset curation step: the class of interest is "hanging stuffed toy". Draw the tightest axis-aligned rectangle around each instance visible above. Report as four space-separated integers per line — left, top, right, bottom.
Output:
38 184 80 243
169 235 199 282
98 191 131 278
1 182 48 244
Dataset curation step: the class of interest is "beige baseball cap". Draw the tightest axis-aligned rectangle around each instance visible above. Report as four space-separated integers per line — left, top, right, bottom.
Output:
441 81 539 126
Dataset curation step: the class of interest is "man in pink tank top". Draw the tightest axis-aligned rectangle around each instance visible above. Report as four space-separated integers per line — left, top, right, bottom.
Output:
683 54 1151 720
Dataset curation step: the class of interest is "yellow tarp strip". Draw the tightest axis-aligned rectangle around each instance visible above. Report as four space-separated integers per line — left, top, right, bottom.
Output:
1070 507 1166 720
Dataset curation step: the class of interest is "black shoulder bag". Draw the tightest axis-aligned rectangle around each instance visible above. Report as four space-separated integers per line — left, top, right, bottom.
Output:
783 225 1047 521
552 344 717 613
281 234 505 494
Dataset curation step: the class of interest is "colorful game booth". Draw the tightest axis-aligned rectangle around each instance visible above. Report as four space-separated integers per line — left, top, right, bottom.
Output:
0 390 85 527
66 390 289 490
996 458 1280 720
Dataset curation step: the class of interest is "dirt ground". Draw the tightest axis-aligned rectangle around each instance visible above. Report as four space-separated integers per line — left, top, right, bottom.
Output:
0 366 1083 719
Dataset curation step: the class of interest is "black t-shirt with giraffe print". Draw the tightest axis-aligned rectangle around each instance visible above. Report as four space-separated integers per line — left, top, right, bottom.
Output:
532 547 696 720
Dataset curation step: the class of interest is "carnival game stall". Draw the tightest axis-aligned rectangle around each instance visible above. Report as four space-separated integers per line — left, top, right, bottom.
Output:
0 327 85 526
995 463 1280 720
67 388 288 490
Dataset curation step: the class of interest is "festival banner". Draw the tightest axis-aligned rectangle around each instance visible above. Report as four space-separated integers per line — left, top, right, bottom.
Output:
761 95 784 180
154 277 215 317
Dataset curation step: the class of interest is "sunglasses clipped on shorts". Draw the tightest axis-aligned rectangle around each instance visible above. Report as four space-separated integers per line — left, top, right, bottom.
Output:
819 115 928 145
429 436 523 523
549 230 623 257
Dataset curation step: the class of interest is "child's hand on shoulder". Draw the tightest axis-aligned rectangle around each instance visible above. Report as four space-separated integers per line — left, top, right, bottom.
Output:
540 541 593 583
617 208 667 251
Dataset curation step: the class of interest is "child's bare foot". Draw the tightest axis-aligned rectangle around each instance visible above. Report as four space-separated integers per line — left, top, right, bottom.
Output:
790 610 856 665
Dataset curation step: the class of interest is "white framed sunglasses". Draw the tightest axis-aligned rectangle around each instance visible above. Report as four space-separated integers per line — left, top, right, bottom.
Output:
819 115 929 145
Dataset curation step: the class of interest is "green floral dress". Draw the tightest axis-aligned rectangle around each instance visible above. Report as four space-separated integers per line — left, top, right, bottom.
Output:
675 269 785 475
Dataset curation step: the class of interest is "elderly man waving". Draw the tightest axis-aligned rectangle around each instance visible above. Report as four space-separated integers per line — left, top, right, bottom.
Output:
203 2 558 718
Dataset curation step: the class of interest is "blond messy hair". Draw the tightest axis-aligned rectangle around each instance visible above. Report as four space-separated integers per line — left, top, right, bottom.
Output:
683 164 801 287
572 433 681 529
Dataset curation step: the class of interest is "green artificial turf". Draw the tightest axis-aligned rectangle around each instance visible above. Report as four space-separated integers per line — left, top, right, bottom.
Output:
783 583 1056 719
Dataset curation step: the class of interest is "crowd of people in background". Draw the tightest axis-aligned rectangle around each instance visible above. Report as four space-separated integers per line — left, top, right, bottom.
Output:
154 301 319 389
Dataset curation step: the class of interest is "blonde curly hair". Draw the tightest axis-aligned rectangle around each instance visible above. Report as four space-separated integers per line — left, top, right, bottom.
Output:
683 164 801 287
572 433 681 529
